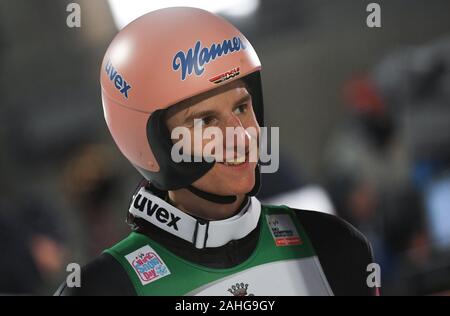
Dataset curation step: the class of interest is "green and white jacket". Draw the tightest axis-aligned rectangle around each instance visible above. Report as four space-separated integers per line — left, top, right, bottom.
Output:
104 187 333 296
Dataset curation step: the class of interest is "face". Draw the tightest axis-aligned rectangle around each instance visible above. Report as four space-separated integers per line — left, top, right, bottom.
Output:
165 80 260 196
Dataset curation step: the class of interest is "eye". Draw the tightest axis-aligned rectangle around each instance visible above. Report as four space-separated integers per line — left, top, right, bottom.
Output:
233 104 248 115
193 116 215 128
202 116 215 125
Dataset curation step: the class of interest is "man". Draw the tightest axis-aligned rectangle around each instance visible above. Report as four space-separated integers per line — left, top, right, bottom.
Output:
56 7 375 296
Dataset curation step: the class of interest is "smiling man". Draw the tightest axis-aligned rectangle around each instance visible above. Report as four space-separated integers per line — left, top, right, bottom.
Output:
164 79 260 220
56 7 376 296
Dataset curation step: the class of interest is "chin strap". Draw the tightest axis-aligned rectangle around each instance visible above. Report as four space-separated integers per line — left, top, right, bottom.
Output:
186 185 237 204
185 164 262 204
135 164 261 206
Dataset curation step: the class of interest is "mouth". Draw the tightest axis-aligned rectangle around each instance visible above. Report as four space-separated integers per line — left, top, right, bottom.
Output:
218 151 250 167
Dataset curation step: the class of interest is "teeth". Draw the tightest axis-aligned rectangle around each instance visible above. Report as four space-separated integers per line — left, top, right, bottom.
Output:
224 155 246 165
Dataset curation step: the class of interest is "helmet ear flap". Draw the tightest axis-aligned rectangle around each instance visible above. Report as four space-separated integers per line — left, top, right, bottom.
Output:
243 72 264 127
134 109 214 191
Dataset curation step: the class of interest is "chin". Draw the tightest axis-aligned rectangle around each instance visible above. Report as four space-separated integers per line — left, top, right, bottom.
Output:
195 164 256 196
227 178 255 195
203 178 254 197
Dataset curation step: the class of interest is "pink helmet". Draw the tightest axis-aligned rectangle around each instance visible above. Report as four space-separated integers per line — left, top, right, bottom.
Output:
101 7 264 200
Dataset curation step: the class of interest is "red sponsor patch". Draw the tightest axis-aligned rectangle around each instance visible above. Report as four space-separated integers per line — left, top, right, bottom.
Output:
209 67 240 84
266 214 302 247
275 236 303 246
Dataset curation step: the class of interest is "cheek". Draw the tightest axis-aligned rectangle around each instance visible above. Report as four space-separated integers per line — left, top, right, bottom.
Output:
242 117 260 159
242 113 260 138
245 106 260 126
179 128 209 156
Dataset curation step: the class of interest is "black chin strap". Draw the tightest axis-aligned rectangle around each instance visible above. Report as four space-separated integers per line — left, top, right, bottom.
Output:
186 185 237 204
185 164 261 205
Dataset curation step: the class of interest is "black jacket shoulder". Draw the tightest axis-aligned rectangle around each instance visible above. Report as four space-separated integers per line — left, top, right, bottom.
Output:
54 252 136 296
292 209 376 296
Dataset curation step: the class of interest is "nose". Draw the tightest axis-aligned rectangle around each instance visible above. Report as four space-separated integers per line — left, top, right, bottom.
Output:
223 114 250 156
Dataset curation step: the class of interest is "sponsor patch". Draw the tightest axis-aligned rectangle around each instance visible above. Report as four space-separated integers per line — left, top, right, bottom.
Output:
105 60 132 98
172 37 246 81
209 67 240 84
132 193 181 231
125 245 170 285
266 214 302 246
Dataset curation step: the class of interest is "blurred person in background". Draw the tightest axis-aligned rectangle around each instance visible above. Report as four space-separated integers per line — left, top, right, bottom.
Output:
0 196 67 295
324 36 450 295
61 143 128 257
373 36 450 295
323 73 421 288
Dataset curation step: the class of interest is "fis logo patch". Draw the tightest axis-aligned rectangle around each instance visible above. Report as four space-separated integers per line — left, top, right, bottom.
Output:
266 214 302 246
125 245 170 285
105 60 132 98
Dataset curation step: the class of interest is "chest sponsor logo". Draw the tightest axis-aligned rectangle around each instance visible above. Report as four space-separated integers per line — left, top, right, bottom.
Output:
125 245 170 285
266 214 302 246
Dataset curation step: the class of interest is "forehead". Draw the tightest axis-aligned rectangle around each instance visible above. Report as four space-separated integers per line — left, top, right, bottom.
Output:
165 80 250 119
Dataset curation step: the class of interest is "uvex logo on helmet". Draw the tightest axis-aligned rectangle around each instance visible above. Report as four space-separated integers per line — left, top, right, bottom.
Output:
172 37 246 81
105 60 132 98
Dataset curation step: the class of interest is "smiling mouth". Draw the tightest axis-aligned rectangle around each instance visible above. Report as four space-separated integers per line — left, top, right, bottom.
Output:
218 151 249 166
221 155 246 166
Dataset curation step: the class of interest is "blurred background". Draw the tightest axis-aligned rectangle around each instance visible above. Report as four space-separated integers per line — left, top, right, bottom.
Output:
0 0 450 295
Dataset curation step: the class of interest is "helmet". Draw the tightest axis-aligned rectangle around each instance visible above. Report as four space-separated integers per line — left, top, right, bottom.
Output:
101 7 264 203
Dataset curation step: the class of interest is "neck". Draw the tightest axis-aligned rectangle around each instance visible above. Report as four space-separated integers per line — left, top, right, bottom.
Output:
168 189 246 221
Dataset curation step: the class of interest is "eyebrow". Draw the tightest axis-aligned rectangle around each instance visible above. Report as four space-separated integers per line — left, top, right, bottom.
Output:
182 92 252 124
234 93 252 107
183 110 216 124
